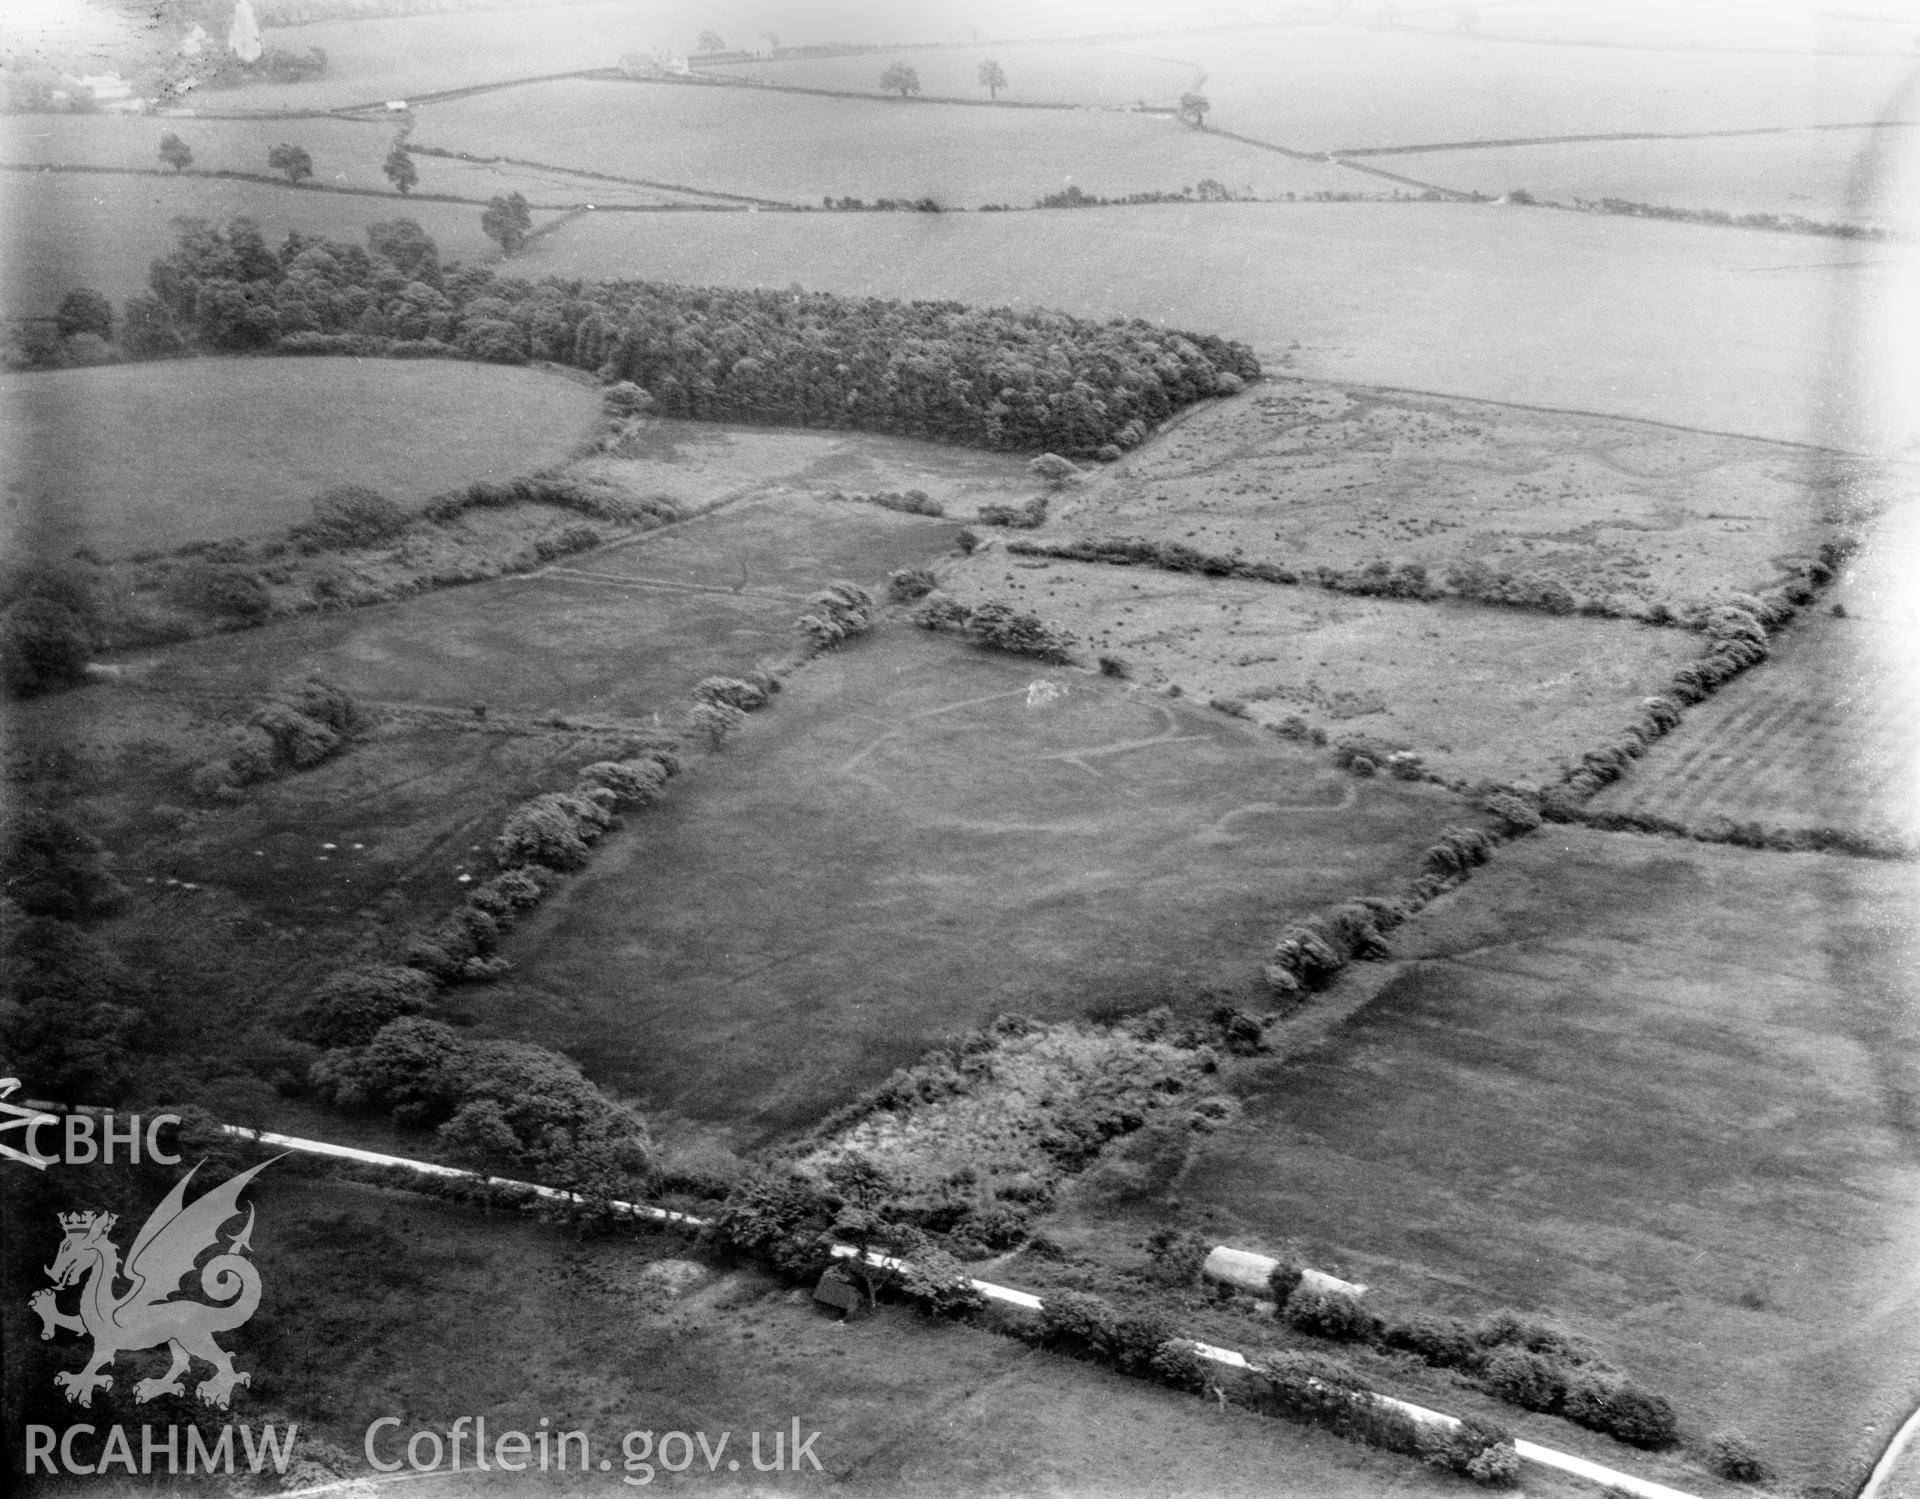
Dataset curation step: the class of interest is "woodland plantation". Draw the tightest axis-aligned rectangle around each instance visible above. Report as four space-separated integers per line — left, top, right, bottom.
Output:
122 214 1261 455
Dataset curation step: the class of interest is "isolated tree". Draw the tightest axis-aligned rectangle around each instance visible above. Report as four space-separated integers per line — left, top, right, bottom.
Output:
879 62 921 98
480 192 534 255
760 30 780 53
55 288 114 342
1177 91 1210 127
267 142 313 183
696 29 725 52
977 57 1007 99
382 145 417 195
158 131 192 172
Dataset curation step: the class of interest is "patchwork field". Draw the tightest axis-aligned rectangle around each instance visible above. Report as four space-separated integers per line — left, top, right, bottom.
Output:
526 199 1908 452
1165 826 1920 1490
0 170 541 317
1 113 707 208
1402 124 1914 229
478 625 1469 1149
1046 381 1855 611
1120 24 1916 152
703 39 1200 107
936 552 1702 785
415 78 1366 207
0 359 602 557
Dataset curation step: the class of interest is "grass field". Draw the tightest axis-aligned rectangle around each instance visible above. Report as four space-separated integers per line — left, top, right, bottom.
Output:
1119 23 1916 153
526 199 1906 452
0 359 601 557
936 552 1700 785
702 39 1201 106
477 625 1469 1149
2 113 705 207
0 170 539 317
1401 124 1914 228
1161 825 1920 1490
1045 381 1847 612
1396 0 1917 54
415 77 1366 207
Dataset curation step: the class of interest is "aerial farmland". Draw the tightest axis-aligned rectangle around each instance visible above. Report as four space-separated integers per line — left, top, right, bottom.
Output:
2 2 1917 1496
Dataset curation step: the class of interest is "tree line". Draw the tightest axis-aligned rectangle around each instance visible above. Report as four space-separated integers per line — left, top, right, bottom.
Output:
87 214 1261 457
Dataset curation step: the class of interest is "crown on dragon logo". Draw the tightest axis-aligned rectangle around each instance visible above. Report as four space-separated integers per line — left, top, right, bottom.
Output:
57 1211 112 1234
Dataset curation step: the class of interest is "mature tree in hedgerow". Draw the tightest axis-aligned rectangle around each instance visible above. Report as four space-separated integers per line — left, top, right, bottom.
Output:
382 145 418 196
480 192 534 255
1178 91 1211 127
696 29 725 52
978 58 1007 99
879 62 921 98
158 131 193 172
267 142 313 183
54 288 114 342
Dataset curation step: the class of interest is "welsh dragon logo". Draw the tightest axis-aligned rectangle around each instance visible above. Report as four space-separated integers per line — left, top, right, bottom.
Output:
29 1157 280 1409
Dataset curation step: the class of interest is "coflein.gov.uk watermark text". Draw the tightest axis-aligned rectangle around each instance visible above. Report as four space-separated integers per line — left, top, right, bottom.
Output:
367 1417 825 1483
26 1419 825 1483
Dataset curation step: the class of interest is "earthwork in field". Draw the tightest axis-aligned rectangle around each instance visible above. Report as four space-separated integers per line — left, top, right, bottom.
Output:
476 624 1470 1147
7 5 1920 1495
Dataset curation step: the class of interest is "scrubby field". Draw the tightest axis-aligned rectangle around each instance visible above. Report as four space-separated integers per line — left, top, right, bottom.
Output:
1166 826 1920 1490
1119 24 1915 152
0 359 601 556
0 170 534 316
478 625 1469 1147
415 78 1365 207
526 199 1904 452
114 490 959 716
1045 382 1848 611
3 113 704 207
703 39 1200 107
935 552 1701 785
1401 124 1913 228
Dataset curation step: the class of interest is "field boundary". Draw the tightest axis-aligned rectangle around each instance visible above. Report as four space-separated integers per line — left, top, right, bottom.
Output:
1332 118 1916 157
0 159 586 213
402 142 796 208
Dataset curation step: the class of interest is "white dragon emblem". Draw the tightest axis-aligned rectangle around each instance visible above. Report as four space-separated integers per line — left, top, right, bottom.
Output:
29 1157 279 1409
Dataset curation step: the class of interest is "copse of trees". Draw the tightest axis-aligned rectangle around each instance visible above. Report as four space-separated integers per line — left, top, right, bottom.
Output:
102 216 1259 456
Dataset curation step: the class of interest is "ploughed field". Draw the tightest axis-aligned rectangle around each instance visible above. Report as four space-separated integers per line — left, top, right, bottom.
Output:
1588 497 1920 843
476 625 1473 1148
1165 826 1920 1490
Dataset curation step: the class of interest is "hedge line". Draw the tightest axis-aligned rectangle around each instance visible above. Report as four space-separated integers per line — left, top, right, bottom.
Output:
914 594 1075 664
1273 1286 1680 1450
1004 535 1841 629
